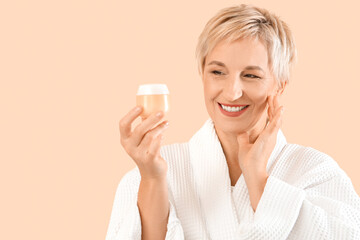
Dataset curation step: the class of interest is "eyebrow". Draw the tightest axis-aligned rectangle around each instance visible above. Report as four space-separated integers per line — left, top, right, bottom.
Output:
207 60 265 73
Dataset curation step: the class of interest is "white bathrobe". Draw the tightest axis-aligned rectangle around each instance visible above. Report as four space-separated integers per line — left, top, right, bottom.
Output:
105 118 360 240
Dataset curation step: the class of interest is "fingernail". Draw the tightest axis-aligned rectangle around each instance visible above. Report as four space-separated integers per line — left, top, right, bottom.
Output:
135 106 142 112
164 121 169 127
156 111 163 117
281 107 285 114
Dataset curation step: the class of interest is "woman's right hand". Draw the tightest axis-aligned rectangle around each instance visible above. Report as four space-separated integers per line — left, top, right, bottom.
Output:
119 106 169 181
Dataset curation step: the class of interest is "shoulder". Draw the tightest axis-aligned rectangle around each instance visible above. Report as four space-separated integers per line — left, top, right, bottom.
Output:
283 143 340 170
277 143 345 185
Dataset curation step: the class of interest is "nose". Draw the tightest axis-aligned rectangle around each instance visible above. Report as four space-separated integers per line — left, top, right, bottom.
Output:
223 76 243 101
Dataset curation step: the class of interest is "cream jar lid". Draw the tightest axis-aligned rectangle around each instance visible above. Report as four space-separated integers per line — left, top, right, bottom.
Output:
136 84 169 95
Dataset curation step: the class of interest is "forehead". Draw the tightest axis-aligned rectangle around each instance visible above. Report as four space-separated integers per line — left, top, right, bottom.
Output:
206 37 269 70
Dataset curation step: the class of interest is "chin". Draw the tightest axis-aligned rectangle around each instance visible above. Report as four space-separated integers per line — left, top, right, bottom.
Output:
214 118 250 134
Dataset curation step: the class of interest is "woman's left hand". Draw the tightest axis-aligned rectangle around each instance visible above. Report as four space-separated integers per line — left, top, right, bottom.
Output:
237 91 284 174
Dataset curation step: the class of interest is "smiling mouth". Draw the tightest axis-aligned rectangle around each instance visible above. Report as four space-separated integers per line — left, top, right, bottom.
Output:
218 102 250 112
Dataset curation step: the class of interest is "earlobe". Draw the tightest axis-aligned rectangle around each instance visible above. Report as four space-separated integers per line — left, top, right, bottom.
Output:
276 81 287 95
281 81 287 94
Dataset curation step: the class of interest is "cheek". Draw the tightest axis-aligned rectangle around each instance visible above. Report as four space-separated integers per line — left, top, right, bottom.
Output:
247 86 268 104
203 80 219 99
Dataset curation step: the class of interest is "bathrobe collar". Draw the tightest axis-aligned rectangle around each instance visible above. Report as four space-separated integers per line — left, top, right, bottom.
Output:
188 118 287 239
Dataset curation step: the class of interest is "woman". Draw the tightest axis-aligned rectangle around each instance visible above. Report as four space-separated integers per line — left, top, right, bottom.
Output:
106 4 360 240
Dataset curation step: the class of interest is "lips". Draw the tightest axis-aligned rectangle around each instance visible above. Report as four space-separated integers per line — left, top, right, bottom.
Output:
218 102 249 107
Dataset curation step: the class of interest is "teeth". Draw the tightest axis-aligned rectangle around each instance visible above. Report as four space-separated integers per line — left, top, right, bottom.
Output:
221 104 248 112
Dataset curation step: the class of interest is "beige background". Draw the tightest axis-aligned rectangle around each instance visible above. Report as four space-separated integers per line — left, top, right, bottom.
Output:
1 0 359 239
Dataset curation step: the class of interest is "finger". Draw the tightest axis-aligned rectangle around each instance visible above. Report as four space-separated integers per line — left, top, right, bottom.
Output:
271 94 277 122
146 133 164 159
271 92 281 121
266 106 284 134
138 120 169 150
132 111 166 146
266 106 271 126
119 106 143 139
268 95 274 122
274 91 281 110
237 132 250 146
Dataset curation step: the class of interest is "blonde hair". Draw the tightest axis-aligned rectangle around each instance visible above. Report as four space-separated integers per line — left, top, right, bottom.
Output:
195 4 297 87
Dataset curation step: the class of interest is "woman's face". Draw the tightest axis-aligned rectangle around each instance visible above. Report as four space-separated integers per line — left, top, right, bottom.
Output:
202 37 281 135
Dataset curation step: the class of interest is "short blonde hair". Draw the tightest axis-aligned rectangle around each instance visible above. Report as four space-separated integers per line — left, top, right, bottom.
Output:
195 4 297 87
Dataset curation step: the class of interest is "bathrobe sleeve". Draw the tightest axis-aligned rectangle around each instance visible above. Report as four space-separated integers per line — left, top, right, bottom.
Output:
105 168 185 240
236 157 360 240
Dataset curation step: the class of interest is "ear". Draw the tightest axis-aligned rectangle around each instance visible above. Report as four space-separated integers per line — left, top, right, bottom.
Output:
277 80 287 95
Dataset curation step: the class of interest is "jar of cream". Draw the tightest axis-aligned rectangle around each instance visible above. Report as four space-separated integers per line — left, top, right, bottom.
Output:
136 84 170 120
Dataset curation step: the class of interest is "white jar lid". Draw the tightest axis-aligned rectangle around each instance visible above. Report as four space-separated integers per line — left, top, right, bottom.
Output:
136 84 169 95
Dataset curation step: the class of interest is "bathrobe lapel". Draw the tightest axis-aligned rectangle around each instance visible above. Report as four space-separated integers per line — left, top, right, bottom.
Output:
188 118 287 239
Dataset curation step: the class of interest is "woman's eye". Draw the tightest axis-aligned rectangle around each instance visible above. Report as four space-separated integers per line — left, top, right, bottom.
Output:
211 70 223 75
210 71 260 78
244 74 260 79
